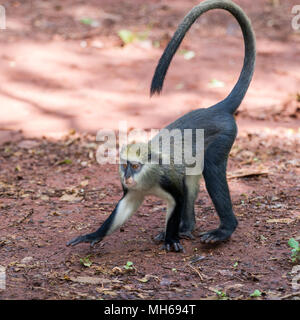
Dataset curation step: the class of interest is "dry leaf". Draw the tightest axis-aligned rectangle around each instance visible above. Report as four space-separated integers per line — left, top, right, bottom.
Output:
69 276 109 285
137 276 149 283
40 195 49 201
20 193 30 198
111 266 123 275
103 290 118 296
80 180 89 187
60 194 83 202
20 256 34 264
267 218 294 224
123 285 134 291
99 193 106 200
228 168 269 179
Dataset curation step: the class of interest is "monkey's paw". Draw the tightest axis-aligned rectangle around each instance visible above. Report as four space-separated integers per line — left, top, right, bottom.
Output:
179 230 195 240
155 230 195 242
66 232 102 247
162 240 184 252
199 228 232 244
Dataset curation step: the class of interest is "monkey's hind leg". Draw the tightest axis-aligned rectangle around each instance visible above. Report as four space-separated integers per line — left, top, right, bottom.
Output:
200 137 238 243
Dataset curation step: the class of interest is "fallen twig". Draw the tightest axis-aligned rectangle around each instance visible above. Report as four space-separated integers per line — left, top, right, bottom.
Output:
16 208 34 225
186 264 204 281
0 209 34 230
280 291 300 300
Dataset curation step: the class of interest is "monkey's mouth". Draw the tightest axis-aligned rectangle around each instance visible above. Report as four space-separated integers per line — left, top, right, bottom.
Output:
124 177 137 188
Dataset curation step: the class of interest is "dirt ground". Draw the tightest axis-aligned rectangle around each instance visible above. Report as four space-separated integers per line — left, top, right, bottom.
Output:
0 0 299 300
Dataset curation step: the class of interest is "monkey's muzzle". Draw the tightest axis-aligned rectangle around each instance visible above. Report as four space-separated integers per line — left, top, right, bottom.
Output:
124 177 137 188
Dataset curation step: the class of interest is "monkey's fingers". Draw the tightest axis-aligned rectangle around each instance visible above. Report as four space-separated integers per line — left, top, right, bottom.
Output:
90 238 102 247
199 228 231 244
162 242 184 253
172 242 184 252
66 235 89 247
66 233 102 247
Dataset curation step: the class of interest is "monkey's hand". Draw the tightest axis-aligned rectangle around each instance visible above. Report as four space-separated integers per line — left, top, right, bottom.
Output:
66 232 103 247
162 239 184 253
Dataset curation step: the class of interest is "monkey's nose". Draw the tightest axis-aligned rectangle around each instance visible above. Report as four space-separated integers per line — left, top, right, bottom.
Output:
125 177 136 187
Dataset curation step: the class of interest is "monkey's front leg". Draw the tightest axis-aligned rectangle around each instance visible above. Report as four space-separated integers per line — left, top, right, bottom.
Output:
162 197 184 252
67 190 144 247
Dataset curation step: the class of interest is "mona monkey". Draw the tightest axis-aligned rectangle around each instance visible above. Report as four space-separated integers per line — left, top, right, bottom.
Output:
67 0 256 252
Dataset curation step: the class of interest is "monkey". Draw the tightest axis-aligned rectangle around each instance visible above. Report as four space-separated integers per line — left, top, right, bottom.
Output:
67 0 256 252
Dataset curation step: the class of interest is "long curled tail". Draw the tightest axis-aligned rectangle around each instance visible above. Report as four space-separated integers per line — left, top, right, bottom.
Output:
150 0 256 114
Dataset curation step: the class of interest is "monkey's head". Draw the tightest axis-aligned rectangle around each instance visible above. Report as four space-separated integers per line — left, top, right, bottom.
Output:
119 142 155 190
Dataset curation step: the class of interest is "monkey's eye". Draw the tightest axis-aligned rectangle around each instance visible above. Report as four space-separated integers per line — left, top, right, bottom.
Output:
121 163 127 170
131 163 140 170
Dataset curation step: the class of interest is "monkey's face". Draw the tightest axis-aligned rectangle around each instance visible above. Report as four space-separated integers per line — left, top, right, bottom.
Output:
120 161 144 189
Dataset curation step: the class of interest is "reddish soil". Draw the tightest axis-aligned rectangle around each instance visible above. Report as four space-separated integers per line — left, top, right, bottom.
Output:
0 0 299 300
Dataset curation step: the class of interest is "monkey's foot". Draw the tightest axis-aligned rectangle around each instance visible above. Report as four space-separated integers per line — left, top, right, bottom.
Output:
179 230 195 240
162 241 184 252
66 232 102 247
155 230 194 242
199 228 232 244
